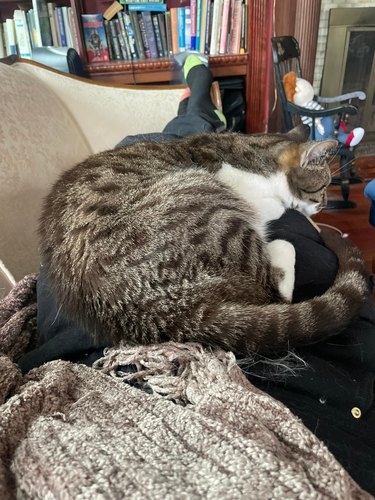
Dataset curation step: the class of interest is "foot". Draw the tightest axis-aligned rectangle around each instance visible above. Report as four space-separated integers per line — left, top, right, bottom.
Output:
183 55 227 129
345 127 365 147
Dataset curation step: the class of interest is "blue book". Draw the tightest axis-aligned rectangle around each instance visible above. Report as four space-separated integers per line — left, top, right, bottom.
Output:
177 7 185 52
55 7 67 46
128 4 167 12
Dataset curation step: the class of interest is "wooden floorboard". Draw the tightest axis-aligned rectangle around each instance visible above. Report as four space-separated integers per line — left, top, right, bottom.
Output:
313 155 375 271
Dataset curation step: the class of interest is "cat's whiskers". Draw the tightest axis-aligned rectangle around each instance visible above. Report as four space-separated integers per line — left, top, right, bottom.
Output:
330 158 356 177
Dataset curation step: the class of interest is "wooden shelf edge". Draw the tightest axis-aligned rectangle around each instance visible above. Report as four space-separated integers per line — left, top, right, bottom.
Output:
85 53 248 75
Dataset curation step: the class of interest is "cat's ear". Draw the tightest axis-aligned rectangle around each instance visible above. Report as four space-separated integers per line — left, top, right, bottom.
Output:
286 124 310 142
302 139 338 165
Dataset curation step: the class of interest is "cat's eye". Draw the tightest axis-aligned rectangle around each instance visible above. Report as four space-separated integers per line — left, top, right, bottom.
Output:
302 184 327 194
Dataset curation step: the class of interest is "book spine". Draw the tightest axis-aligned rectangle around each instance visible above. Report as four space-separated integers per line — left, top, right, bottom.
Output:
0 23 5 58
129 10 145 59
199 0 207 53
177 7 185 52
37 0 53 46
103 19 114 60
68 7 80 52
109 19 122 59
156 13 168 58
128 4 166 12
229 0 241 54
240 0 247 53
184 7 191 50
137 12 151 59
56 7 67 46
169 8 178 55
117 12 131 59
189 0 196 50
123 11 138 59
141 11 158 59
13 10 32 59
209 0 221 55
5 19 17 55
61 6 73 47
195 0 201 51
47 3 59 46
31 0 42 46
114 17 129 59
204 0 212 54
151 13 163 57
219 0 230 54
164 11 173 56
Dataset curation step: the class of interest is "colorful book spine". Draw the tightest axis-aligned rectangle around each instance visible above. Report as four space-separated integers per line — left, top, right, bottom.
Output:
34 0 53 46
219 0 230 54
195 0 202 51
122 11 138 59
128 4 166 12
61 6 73 47
103 19 114 59
228 0 241 54
189 0 196 50
209 0 221 55
177 7 185 52
116 12 131 59
184 7 191 50
169 8 178 55
56 7 67 46
204 0 211 54
5 19 17 55
199 0 208 53
164 10 173 55
81 13 110 62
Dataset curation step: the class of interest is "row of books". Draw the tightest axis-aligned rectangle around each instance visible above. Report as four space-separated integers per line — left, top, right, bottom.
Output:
0 1 79 59
82 0 248 64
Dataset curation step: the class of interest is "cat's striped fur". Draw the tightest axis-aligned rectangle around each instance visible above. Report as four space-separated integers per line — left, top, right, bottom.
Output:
39 126 368 354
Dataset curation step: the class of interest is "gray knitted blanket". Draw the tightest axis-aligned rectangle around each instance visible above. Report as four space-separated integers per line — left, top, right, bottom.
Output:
0 275 372 499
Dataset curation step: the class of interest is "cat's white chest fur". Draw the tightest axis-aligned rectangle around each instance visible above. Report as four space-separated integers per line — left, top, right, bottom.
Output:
216 162 314 230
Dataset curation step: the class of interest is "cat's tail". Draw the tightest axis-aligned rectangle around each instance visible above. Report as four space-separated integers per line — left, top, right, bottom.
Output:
199 233 369 353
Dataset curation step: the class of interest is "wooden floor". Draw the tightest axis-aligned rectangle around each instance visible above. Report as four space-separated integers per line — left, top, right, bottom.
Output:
313 155 375 271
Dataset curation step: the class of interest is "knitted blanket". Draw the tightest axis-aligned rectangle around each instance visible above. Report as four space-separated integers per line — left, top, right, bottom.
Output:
0 276 372 499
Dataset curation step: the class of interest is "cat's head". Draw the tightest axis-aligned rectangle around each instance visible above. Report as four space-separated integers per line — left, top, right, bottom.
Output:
275 125 337 215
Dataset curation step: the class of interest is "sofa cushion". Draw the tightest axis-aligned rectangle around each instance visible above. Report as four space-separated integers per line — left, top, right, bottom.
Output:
0 62 91 280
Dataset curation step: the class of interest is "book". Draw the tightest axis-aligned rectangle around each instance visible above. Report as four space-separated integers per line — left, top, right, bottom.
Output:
164 10 173 55
184 7 191 50
62 6 73 47
169 8 178 54
151 13 163 57
177 7 185 52
47 3 59 47
195 0 202 51
156 13 168 58
219 0 230 54
122 11 138 59
103 19 114 59
81 13 110 62
69 7 81 52
128 4 167 12
129 10 145 59
199 0 208 53
137 12 151 59
0 23 6 58
5 19 17 55
190 0 196 50
209 0 221 55
108 18 122 59
55 7 67 46
116 13 131 59
32 0 53 46
13 10 32 59
228 0 241 54
141 11 158 59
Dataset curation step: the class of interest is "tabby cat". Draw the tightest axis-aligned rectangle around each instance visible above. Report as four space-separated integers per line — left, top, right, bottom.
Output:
39 125 368 354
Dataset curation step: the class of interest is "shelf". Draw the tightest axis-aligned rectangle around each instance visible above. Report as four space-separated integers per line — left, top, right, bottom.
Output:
85 54 248 84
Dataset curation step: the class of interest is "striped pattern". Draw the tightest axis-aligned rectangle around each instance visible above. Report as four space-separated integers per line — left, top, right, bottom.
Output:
39 129 368 355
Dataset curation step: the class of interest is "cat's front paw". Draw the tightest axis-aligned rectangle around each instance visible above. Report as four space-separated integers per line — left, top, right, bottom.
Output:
267 239 296 302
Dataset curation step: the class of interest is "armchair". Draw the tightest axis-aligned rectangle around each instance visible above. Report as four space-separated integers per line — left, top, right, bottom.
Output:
271 36 366 209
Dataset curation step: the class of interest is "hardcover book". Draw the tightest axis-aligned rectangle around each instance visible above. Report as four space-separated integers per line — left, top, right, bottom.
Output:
81 13 110 62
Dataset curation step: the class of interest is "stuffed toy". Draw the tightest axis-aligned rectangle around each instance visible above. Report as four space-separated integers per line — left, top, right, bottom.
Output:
283 71 364 147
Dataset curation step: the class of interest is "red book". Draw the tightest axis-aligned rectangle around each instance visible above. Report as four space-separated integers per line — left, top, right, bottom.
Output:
81 13 110 63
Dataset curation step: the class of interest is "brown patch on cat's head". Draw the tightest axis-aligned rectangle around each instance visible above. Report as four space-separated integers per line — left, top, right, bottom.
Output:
276 125 312 173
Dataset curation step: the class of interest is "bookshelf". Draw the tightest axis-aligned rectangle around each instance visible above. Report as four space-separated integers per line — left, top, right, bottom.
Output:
0 0 275 133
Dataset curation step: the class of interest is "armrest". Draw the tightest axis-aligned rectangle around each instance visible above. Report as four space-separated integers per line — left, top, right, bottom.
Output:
286 102 358 118
316 91 366 104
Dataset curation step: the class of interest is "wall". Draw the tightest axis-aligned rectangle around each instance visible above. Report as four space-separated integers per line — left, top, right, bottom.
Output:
313 0 374 92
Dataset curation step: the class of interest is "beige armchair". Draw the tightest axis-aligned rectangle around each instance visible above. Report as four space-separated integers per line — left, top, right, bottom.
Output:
0 58 183 295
